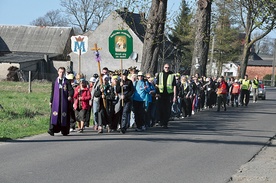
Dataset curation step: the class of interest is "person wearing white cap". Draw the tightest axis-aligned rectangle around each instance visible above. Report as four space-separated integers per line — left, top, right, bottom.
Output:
132 71 150 131
84 76 97 129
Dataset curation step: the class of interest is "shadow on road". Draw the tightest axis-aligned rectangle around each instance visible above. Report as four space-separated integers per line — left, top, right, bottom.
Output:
5 92 276 147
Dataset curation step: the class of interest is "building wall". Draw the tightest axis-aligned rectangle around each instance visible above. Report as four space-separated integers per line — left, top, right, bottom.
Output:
246 66 272 80
221 62 239 78
0 63 20 80
70 11 143 79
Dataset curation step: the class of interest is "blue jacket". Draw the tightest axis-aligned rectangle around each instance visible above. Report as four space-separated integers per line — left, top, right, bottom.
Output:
133 80 150 101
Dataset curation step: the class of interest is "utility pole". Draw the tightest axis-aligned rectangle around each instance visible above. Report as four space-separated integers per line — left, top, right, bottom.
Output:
209 33 215 77
271 39 276 87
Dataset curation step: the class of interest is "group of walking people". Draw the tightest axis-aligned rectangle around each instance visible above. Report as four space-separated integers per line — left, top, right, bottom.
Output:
47 65 260 136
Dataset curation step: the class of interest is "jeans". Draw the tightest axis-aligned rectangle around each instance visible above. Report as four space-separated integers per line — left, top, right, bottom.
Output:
121 100 132 130
217 94 227 111
252 88 258 102
92 99 99 126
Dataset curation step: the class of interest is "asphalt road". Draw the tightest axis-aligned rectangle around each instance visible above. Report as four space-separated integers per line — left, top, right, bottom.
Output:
1 88 276 183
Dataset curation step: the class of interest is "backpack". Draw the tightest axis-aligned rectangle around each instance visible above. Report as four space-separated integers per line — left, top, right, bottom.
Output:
232 83 240 94
217 81 227 94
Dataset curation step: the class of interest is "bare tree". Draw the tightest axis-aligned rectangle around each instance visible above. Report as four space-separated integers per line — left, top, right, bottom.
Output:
60 0 113 33
30 10 68 27
232 0 276 78
140 0 168 75
254 33 275 55
190 0 212 77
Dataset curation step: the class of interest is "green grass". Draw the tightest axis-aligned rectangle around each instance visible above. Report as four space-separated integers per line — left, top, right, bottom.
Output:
0 81 51 140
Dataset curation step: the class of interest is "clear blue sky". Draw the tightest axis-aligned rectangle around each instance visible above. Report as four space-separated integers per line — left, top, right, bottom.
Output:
0 0 274 38
0 0 182 25
0 0 61 25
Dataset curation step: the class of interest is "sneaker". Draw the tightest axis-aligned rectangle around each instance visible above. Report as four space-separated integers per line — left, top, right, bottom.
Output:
107 125 111 133
70 128 76 132
142 126 146 131
135 128 143 132
120 128 126 134
192 110 195 115
97 126 103 134
78 129 83 133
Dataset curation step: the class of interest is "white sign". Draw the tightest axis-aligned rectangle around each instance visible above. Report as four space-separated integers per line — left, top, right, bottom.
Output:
71 35 88 55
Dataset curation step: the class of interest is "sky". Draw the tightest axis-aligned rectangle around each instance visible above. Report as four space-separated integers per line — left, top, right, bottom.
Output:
0 0 182 26
0 0 275 38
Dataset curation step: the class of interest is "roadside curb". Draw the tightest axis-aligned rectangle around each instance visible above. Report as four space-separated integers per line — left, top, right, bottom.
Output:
228 135 276 183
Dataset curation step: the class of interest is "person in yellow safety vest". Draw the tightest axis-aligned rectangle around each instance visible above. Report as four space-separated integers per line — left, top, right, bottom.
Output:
240 74 252 106
156 63 177 129
252 75 259 103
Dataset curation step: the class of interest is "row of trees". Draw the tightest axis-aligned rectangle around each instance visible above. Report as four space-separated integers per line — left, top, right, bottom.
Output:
31 0 276 78
170 0 276 78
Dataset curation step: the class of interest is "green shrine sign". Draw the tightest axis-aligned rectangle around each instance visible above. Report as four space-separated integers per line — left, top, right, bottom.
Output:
109 30 133 59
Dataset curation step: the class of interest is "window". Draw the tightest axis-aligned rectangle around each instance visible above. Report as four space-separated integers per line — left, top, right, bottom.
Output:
224 72 233 77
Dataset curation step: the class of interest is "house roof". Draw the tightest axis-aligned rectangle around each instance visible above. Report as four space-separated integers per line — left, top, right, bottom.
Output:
247 52 274 66
0 25 73 54
116 9 146 42
247 60 273 66
0 52 59 63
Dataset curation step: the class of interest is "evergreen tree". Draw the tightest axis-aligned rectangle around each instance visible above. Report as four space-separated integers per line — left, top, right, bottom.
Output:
169 0 194 74
211 0 241 76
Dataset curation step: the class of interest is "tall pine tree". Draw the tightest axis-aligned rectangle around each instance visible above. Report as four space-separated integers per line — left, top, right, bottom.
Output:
169 0 194 74
211 0 241 76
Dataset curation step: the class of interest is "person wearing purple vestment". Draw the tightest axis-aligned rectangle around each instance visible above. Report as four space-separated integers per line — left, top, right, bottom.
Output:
48 67 74 136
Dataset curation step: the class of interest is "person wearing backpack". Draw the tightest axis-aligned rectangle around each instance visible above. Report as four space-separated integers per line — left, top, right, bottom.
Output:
230 79 240 107
216 76 228 112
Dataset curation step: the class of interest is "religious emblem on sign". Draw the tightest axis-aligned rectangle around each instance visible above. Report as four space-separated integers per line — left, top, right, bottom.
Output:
115 36 127 52
71 35 88 55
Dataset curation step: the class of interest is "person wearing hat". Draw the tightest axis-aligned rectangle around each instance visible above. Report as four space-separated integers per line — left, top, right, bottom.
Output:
108 75 121 132
91 74 101 131
156 63 177 128
94 75 115 133
116 69 135 134
132 71 151 131
83 76 97 129
66 74 77 132
73 79 91 133
252 75 259 103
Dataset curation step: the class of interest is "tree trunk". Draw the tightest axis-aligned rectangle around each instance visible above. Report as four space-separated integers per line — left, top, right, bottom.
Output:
239 42 251 79
141 0 168 75
190 0 212 77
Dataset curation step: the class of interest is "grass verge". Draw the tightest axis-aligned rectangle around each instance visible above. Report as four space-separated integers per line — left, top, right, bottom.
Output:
0 81 51 140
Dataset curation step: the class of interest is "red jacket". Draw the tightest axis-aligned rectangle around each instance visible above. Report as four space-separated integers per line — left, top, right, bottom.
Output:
73 86 91 110
217 80 228 94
